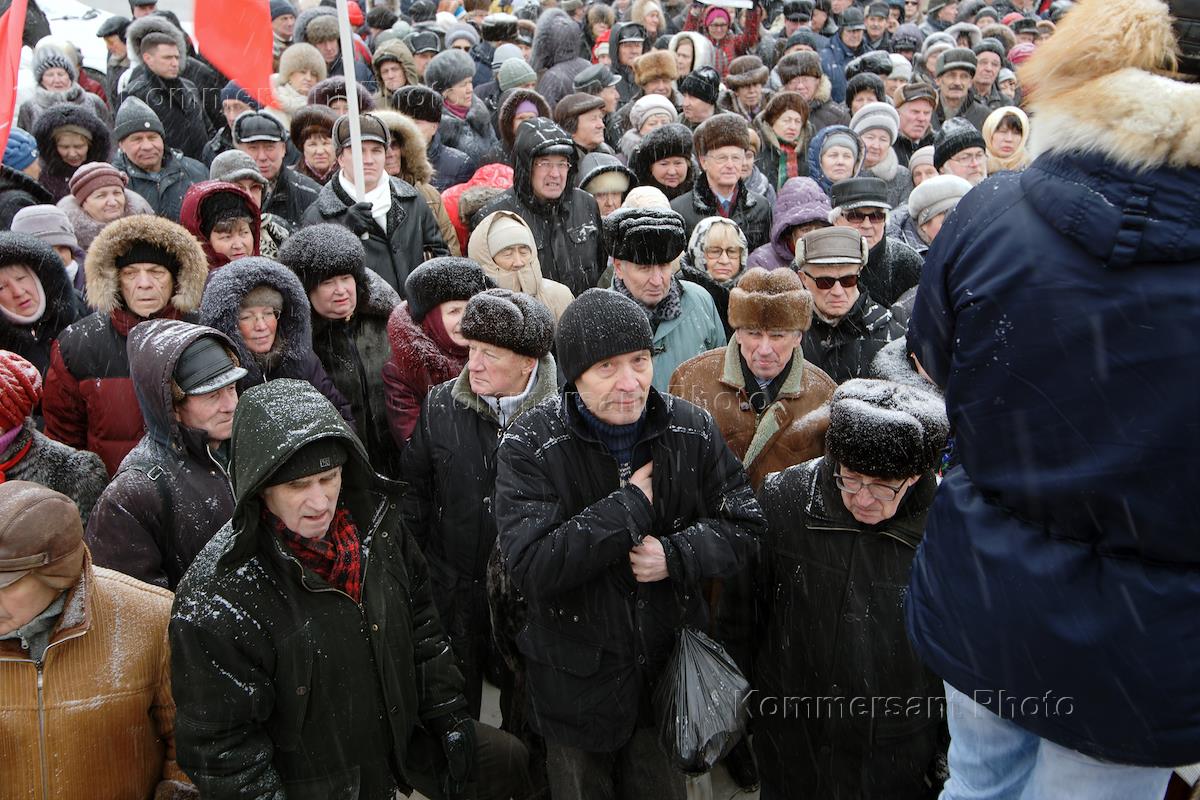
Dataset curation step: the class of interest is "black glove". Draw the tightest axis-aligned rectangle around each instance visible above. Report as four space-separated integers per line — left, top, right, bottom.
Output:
344 201 375 236
429 713 476 799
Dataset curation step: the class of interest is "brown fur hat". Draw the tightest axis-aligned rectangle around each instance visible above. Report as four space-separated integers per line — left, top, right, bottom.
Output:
979 23 1016 52
725 55 769 88
84 215 208 315
693 112 751 155
727 267 813 332
760 90 810 127
634 49 678 86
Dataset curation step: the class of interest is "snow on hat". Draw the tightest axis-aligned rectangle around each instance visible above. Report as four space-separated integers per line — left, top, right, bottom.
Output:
934 116 986 170
724 55 770 88
727 268 813 332
907 173 972 228
850 101 900 144
909 144 936 171
497 57 538 91
936 46 978 76
461 288 555 358
629 94 677 132
604 206 687 265
209 150 268 188
304 13 340 42
11 205 78 250
2 128 37 170
0 351 42 431
404 257 496 323
33 47 77 85
68 162 128 204
678 66 720 105
114 96 164 141
693 112 751 156
265 438 348 487
826 378 949 479
425 48 476 94
556 289 654 383
889 53 913 81
391 85 444 123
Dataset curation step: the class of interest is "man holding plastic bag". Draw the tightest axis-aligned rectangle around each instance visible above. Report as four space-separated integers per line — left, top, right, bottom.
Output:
495 288 766 799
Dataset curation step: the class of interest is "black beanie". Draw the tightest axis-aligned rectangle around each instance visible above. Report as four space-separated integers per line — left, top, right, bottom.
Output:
404 257 496 323
556 289 654 383
677 66 720 106
460 288 555 358
933 116 987 170
603 207 687 265
266 437 349 487
826 379 949 480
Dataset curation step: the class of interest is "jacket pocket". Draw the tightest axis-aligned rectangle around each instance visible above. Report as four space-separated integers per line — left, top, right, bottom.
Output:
517 621 603 677
266 629 315 752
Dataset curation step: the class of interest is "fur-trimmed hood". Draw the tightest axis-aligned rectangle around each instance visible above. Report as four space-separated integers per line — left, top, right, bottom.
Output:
198 256 313 384
0 231 84 348
126 14 189 71
83 215 208 315
532 8 583 72
32 103 112 177
497 88 552 152
373 110 434 186
1021 0 1200 171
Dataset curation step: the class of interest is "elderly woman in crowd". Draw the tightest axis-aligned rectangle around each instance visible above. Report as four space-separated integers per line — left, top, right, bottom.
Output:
32 103 111 202
852 101 913 207
678 215 749 336
983 106 1031 173
807 124 865 197
57 163 155 254
288 105 338 184
0 232 88 376
754 91 814 191
16 46 111 132
617 93 677 161
468 210 574 320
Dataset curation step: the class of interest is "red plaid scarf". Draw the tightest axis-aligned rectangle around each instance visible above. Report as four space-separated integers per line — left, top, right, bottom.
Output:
267 506 364 602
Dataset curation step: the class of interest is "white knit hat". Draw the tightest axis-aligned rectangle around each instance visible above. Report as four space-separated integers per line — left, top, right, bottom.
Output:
850 101 900 145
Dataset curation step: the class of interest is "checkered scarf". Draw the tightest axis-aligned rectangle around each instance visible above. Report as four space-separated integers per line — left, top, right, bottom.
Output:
268 506 363 602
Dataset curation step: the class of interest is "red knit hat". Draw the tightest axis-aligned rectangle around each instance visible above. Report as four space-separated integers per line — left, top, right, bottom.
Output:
0 351 42 431
348 0 364 26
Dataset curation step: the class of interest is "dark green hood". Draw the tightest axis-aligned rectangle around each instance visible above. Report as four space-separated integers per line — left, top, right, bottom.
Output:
222 378 392 565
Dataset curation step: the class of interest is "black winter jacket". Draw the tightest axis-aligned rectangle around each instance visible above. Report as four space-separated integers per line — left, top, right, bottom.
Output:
85 320 236 590
802 291 903 384
302 175 449 297
426 134 474 192
753 457 942 799
264 165 323 227
475 118 607 296
671 174 773 253
112 148 209 222
860 236 924 308
121 69 212 161
0 164 53 228
170 379 465 800
494 388 765 751
0 232 87 376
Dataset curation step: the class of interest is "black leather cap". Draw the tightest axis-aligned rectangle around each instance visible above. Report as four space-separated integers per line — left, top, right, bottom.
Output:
830 176 891 211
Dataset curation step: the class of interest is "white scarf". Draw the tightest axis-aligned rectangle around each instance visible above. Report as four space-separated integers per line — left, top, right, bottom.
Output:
63 260 78 285
338 172 392 232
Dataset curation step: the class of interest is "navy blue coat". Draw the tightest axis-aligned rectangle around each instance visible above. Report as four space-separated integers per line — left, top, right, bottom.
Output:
819 35 864 104
904 149 1200 767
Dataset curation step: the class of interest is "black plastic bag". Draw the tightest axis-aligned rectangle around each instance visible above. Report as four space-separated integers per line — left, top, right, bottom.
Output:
653 626 750 775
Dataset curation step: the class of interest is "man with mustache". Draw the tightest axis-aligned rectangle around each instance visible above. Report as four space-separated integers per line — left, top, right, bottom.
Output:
931 47 991 131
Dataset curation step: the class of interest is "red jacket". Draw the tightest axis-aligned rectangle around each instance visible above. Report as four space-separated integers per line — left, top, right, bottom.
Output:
382 303 468 447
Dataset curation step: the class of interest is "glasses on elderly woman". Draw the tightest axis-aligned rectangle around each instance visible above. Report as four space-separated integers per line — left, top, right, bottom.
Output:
704 246 742 261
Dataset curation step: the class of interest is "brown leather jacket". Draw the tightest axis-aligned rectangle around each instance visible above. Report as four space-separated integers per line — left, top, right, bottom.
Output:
670 339 836 488
0 551 193 800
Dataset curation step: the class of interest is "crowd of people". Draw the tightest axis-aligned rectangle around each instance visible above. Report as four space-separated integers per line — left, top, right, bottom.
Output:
1 0 1198 798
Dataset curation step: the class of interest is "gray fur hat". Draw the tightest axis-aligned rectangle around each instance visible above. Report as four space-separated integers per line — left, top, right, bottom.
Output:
461 288 555 358
424 49 477 94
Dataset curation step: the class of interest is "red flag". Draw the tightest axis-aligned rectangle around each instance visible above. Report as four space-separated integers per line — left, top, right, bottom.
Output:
193 0 276 109
0 0 29 157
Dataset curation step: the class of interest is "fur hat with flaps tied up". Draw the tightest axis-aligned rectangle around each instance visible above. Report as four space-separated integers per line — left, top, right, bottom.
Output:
693 112 751 156
634 49 678 86
724 55 770 88
404 257 496 323
603 206 687 265
460 288 555 358
728 267 813 332
827 379 949 480
84 215 208 315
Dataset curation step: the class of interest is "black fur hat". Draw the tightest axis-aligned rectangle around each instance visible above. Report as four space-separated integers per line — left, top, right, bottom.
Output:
603 207 687 265
404 257 496 323
277 223 366 294
461 288 555 358
826 379 949 479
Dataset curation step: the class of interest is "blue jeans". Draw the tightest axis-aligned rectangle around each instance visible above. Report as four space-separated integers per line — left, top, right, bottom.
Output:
940 682 1172 800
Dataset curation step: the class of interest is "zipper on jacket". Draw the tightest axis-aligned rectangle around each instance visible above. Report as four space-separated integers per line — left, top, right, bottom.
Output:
37 664 48 800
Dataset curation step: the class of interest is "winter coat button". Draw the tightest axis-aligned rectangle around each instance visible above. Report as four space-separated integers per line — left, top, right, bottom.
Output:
382 531 389 538
296 686 308 696
572 615 579 622
636 600 645 609
371 623 380 632
637 655 646 665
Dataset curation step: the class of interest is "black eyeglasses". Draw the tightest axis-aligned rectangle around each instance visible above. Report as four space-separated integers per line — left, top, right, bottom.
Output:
834 472 906 501
801 271 859 290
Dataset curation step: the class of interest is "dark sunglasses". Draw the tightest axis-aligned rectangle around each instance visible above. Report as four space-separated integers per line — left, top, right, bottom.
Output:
844 209 887 224
801 271 859 290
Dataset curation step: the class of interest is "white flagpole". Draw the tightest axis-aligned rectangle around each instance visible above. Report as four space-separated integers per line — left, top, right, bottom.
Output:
336 0 366 201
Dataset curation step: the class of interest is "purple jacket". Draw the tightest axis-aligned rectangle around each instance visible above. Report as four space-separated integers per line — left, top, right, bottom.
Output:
746 177 830 271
